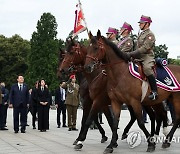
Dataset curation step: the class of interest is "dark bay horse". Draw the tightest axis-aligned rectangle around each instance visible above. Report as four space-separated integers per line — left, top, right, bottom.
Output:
58 40 115 149
58 39 168 152
84 30 180 153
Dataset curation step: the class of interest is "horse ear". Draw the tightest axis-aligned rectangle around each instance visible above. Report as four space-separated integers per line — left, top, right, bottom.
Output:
88 31 93 39
97 29 101 39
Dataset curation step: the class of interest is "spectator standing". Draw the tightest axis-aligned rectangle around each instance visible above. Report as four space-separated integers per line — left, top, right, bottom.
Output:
1 82 9 128
9 75 29 133
55 81 67 128
37 79 50 132
31 81 39 129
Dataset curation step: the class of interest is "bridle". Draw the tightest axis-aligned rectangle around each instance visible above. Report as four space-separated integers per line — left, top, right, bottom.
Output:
61 43 86 72
86 39 105 66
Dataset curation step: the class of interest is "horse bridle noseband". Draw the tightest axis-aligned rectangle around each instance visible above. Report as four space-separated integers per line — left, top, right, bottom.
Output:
86 39 105 65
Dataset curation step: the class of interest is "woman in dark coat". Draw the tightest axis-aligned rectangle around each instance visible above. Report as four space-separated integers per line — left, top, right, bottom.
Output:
37 79 50 132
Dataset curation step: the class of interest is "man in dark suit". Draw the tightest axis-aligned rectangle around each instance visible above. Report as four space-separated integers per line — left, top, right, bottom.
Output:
9 75 29 133
0 82 9 130
55 81 67 128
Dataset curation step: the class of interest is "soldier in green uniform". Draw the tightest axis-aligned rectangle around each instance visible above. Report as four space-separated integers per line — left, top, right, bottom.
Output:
118 22 133 52
106 27 119 44
127 15 158 100
65 75 80 131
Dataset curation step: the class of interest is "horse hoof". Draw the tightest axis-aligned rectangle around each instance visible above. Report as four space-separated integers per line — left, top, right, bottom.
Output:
103 147 113 154
112 142 118 148
121 134 128 140
162 142 171 149
73 140 78 145
147 144 155 152
74 144 83 150
101 136 108 143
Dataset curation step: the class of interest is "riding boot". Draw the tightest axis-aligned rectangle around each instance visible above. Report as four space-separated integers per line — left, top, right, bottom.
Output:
147 75 158 100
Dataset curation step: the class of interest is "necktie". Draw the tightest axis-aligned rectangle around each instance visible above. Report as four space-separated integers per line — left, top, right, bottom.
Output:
19 85 22 91
61 88 64 101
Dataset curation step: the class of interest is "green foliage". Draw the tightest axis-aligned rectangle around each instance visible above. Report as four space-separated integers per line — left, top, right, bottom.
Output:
26 13 59 92
154 44 169 59
0 34 30 89
79 38 89 46
168 58 180 65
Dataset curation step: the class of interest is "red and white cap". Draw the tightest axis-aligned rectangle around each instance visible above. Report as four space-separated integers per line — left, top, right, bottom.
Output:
70 74 76 79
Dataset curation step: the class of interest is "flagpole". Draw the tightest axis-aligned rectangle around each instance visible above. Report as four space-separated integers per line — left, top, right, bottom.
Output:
78 0 89 34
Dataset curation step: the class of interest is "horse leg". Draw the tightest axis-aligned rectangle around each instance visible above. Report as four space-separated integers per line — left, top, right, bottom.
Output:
153 103 168 136
121 105 136 140
162 110 168 136
104 101 121 154
94 114 108 143
73 99 92 145
74 100 102 150
131 102 155 152
143 106 156 137
162 93 180 148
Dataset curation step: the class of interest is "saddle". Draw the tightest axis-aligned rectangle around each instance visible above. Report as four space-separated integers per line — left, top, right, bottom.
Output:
129 58 180 92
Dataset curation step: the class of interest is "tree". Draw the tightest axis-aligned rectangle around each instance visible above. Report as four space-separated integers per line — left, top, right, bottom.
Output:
27 13 59 92
0 34 30 89
154 44 169 59
168 58 180 65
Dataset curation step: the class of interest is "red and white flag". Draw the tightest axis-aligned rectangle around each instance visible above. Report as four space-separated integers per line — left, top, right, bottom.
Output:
73 3 87 37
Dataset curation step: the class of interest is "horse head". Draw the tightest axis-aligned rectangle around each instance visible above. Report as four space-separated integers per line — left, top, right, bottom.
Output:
84 30 106 73
85 30 129 73
58 38 87 76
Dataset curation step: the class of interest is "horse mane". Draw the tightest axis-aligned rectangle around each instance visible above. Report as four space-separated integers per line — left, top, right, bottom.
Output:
102 37 128 62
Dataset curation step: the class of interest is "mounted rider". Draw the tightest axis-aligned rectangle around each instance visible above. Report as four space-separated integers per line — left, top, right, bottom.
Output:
127 15 158 100
118 22 134 52
106 27 119 45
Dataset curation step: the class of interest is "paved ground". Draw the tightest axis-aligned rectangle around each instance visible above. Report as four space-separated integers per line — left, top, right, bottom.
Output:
0 108 180 154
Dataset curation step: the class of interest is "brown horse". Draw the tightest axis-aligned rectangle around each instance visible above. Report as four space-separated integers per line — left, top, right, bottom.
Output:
58 39 115 149
58 39 168 152
84 30 180 153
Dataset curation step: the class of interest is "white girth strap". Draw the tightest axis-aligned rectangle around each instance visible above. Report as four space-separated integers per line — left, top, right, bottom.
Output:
141 80 148 102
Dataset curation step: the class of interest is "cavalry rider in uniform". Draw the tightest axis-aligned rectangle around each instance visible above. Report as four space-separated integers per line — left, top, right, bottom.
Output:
106 27 119 44
118 22 133 52
127 15 158 100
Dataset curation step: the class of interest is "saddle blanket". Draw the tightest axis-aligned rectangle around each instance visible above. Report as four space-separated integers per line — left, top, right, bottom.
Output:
129 62 180 92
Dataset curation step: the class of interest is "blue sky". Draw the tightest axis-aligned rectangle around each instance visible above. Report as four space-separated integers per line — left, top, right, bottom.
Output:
0 0 180 58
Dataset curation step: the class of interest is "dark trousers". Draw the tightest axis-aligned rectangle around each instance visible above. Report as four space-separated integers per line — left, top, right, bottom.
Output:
38 105 49 130
3 104 8 126
32 106 38 127
13 105 27 131
0 104 5 128
57 103 66 126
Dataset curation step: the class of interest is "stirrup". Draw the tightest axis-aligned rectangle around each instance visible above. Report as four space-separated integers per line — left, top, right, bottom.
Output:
148 92 158 100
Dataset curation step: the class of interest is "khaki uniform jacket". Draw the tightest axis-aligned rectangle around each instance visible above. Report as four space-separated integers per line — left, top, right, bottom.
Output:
109 38 118 45
0 88 2 104
136 29 156 76
136 29 155 64
65 83 79 107
118 35 133 52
